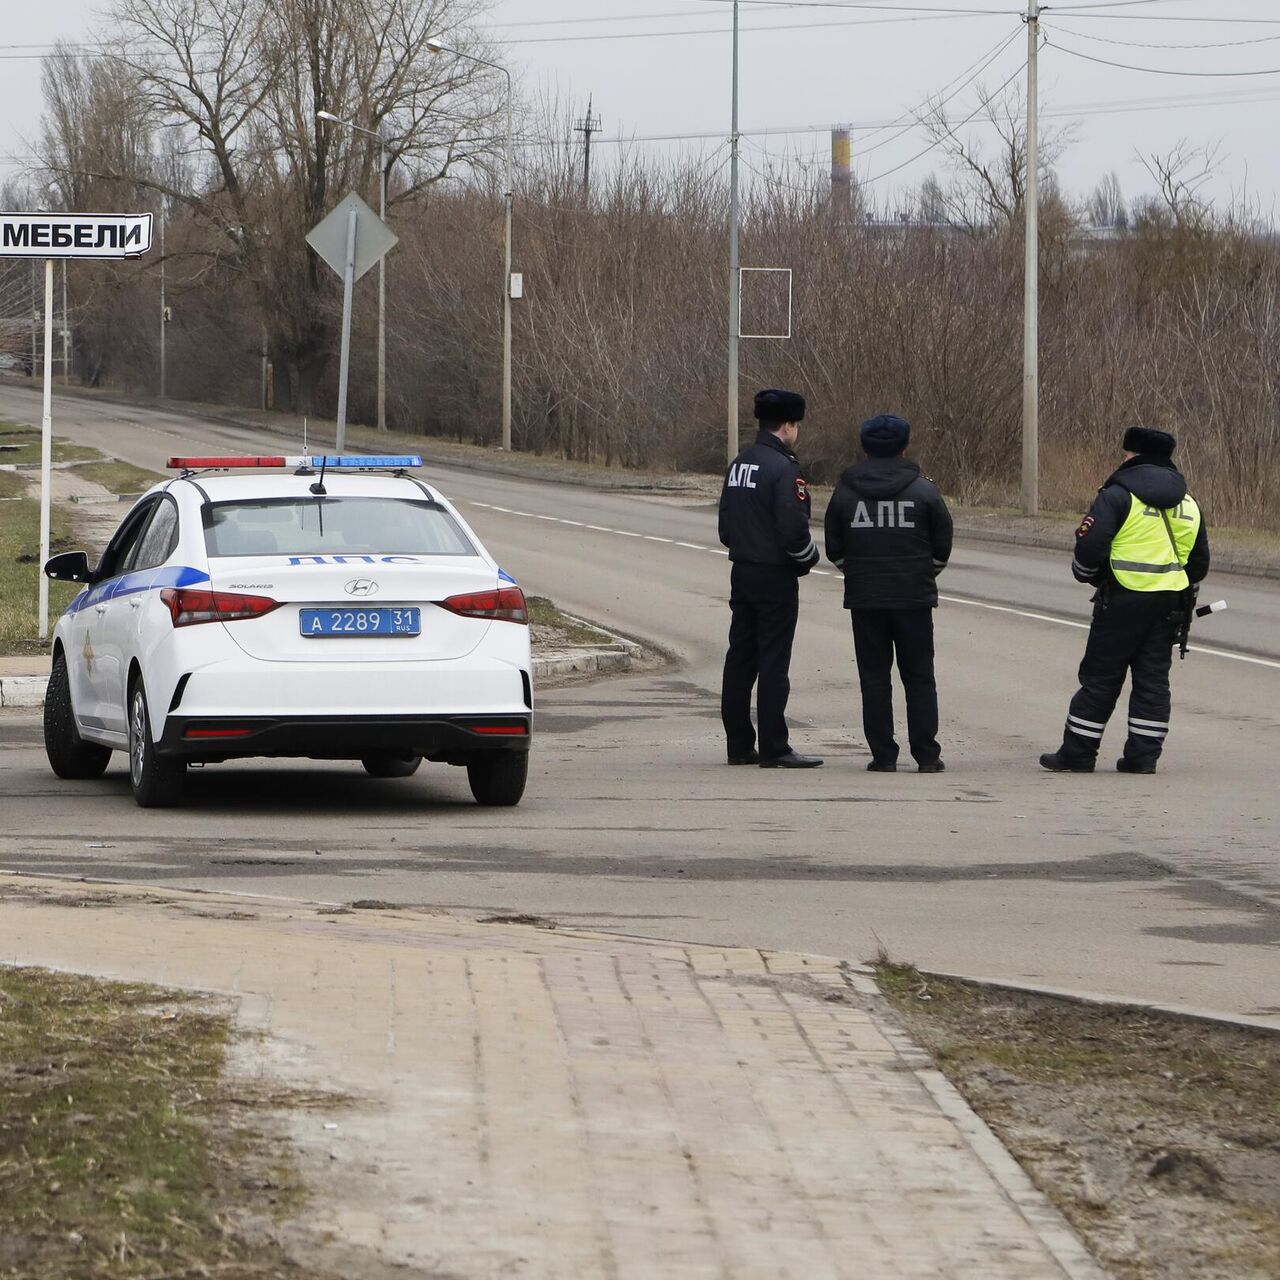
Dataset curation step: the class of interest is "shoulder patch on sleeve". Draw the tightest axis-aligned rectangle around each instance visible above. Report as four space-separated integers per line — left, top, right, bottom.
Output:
1076 514 1095 539
794 476 808 503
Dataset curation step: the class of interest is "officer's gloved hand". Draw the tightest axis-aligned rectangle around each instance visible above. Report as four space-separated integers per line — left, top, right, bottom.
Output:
794 546 820 578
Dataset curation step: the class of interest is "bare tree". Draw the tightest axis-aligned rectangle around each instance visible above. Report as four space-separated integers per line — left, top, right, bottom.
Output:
1085 171 1128 230
920 83 1075 229
1138 140 1222 230
40 0 503 410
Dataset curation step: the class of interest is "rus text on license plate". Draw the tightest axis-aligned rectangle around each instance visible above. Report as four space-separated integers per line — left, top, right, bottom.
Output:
300 607 421 637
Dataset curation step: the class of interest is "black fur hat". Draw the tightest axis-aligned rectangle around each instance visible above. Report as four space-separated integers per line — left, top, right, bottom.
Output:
1122 426 1176 458
754 388 806 424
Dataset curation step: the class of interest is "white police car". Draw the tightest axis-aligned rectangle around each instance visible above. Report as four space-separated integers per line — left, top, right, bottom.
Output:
42 454 532 808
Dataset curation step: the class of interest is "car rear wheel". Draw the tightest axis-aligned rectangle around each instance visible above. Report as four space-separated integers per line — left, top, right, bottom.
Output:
466 751 528 807
361 754 422 779
128 680 185 808
44 652 112 779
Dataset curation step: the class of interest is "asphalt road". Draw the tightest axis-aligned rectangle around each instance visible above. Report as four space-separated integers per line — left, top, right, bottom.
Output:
3 384 1278 1024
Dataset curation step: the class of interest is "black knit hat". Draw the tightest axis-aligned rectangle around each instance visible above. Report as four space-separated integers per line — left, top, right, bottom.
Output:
861 414 911 458
754 388 806 424
1122 426 1176 458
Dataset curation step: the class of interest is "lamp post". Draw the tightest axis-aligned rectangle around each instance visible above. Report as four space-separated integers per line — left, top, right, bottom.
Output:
727 0 740 465
317 110 389 432
426 40 514 451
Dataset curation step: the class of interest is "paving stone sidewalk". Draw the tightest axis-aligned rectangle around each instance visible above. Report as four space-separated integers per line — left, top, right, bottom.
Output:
0 876 1105 1279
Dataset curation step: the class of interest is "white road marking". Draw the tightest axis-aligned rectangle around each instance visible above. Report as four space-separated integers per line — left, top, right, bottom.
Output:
466 501 1279 670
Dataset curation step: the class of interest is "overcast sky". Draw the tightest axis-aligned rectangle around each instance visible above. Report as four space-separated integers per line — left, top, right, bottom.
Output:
4 1 1279 217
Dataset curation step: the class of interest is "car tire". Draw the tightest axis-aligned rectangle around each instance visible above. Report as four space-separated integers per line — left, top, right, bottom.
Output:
361 754 422 779
128 679 185 808
466 750 528 807
44 651 112 780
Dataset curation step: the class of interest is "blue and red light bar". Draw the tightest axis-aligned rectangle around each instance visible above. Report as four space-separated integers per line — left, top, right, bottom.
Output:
166 454 424 470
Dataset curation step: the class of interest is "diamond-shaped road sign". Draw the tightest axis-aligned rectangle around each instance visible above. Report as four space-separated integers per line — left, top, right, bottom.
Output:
306 192 397 282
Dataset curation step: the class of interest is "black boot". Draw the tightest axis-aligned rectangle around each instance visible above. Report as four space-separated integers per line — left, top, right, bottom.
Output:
1116 756 1156 775
1039 751 1095 773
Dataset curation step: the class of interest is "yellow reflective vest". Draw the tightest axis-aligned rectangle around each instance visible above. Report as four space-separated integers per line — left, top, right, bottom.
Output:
1109 493 1202 592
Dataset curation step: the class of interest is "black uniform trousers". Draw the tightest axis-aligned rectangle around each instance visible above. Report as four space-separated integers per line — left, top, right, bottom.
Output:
849 608 941 767
721 561 799 761
1059 589 1179 768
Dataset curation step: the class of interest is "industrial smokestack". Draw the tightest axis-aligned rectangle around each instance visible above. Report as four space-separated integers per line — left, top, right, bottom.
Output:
831 127 851 218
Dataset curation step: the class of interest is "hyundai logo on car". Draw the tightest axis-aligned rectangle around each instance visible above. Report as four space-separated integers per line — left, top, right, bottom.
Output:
344 578 379 597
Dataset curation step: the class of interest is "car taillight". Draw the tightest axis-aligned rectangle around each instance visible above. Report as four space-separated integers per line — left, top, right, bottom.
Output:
440 587 528 624
160 588 282 627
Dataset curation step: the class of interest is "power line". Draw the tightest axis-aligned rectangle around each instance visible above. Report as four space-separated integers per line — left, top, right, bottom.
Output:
1050 12 1280 23
856 24 1023 158
1043 0 1198 10
1041 26 1280 50
1045 32 1280 76
0 11 1039 61
495 10 1011 45
689 1 1018 12
860 50 1027 185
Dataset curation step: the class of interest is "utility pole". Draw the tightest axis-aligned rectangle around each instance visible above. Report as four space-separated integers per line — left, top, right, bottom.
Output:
1022 0 1040 516
61 261 69 385
376 129 387 431
30 261 37 377
727 0 741 465
574 96 601 199
159 202 167 398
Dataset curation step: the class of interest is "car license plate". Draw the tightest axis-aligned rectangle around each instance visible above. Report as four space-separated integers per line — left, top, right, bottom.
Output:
300 607 421 637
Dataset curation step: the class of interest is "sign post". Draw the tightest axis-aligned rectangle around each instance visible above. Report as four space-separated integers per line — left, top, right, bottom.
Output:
0 211 154 641
306 193 397 453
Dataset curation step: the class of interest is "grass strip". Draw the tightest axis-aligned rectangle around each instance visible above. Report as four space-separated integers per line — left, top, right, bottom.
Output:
0 966 321 1278
68 459 165 496
0 424 99 466
527 595 614 647
876 962 1280 1280
0 495 79 654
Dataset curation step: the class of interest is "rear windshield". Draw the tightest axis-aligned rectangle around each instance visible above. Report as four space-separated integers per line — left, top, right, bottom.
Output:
203 497 476 558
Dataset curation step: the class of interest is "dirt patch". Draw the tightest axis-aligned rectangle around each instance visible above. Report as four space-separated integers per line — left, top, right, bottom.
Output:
479 913 559 930
876 963 1280 1280
0 965 343 1279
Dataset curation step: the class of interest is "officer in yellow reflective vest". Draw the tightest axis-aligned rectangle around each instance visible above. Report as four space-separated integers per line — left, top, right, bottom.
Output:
1040 427 1210 774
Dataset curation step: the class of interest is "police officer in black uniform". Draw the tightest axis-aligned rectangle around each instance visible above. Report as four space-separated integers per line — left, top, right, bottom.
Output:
824 414 953 772
719 389 823 769
1040 426 1210 774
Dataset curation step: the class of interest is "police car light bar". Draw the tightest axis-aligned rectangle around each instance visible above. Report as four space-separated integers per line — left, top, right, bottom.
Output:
166 454 424 470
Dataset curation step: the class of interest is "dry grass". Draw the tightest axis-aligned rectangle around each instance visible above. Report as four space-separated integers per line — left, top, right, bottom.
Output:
68 459 164 496
876 963 1280 1280
0 965 333 1279
0 494 79 655
527 595 614 648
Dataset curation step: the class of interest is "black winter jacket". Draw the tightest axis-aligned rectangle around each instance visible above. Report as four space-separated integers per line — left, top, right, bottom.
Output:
823 457 953 609
718 430 820 573
1072 456 1210 589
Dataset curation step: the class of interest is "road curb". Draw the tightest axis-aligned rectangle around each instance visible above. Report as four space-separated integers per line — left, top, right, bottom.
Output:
0 676 46 708
929 968 1280 1034
844 965 1110 1280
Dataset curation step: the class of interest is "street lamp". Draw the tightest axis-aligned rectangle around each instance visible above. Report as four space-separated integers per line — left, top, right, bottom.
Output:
426 40 515 452
317 109 389 432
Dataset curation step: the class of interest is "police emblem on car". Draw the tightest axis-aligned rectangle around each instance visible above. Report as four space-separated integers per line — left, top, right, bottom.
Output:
344 577 379 596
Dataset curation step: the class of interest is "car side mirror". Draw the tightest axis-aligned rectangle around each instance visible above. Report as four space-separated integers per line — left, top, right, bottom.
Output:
44 551 96 584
